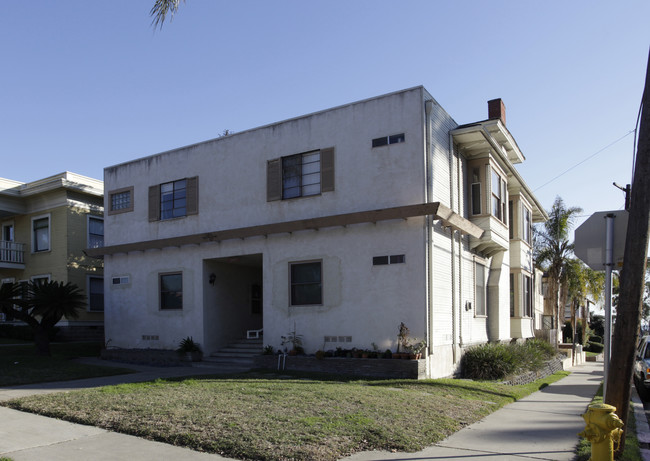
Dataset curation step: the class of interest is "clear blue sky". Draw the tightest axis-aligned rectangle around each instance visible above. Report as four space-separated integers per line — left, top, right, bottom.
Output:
1 0 648 227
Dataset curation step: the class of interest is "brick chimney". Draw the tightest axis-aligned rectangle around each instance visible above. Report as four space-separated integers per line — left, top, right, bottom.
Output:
488 98 506 125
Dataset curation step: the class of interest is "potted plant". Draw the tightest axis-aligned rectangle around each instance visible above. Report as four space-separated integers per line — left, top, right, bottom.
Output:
281 322 304 355
408 338 427 360
177 336 203 362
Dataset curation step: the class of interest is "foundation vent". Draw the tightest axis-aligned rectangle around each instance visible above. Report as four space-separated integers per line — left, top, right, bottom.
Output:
142 335 159 341
324 336 352 343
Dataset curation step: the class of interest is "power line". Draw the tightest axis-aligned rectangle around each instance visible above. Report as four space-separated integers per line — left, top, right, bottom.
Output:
533 130 635 192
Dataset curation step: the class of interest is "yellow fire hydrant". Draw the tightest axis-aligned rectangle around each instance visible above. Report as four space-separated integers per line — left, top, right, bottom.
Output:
578 403 624 461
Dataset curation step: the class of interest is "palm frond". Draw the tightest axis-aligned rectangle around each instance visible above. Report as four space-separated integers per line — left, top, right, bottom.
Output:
150 0 184 29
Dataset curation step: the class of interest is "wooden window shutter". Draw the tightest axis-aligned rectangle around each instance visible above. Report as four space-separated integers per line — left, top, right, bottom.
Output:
148 185 160 222
186 176 199 215
320 147 335 192
267 159 282 201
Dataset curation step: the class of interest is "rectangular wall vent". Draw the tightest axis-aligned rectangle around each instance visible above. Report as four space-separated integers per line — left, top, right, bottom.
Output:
142 335 159 341
324 336 352 343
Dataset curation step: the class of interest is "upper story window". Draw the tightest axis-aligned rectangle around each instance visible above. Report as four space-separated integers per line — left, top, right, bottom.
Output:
523 206 532 245
161 179 187 220
491 168 507 224
471 168 481 215
283 151 321 199
108 186 134 215
372 254 406 265
267 148 334 202
88 216 104 249
32 215 50 252
372 133 405 148
149 177 198 222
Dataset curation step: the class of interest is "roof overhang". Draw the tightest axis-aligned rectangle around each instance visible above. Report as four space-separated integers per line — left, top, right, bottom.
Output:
450 119 525 164
87 202 484 257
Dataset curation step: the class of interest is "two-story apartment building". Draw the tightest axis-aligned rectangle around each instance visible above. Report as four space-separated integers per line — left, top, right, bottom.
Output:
89 86 547 378
0 172 104 340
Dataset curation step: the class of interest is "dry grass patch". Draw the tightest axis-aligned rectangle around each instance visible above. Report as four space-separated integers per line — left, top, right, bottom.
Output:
3 371 569 461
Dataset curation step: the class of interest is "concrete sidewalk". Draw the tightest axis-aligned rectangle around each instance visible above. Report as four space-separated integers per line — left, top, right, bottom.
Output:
1 360 605 461
343 361 604 461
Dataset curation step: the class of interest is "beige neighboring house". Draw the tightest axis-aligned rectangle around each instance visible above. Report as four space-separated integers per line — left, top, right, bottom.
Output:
0 172 104 340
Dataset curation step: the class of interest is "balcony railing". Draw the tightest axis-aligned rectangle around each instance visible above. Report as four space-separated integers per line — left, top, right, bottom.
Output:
0 240 25 264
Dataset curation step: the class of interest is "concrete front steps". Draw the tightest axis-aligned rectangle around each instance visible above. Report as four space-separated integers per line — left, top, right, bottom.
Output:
202 338 263 368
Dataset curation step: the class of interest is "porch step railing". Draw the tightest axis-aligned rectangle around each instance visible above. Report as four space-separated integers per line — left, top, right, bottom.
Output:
0 241 25 264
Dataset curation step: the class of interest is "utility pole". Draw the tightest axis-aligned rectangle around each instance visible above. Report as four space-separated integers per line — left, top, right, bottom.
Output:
605 48 650 456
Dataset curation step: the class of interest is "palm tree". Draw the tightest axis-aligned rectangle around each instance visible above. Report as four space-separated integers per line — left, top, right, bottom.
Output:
150 0 184 29
565 259 605 360
0 281 87 356
535 197 583 341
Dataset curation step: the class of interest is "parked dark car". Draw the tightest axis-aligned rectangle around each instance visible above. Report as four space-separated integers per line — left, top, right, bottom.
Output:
634 335 650 400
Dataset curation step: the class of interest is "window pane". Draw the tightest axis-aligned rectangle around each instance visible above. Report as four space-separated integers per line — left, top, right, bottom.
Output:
389 133 405 144
290 262 322 305
160 183 174 193
111 191 131 210
33 218 49 252
89 277 104 312
302 184 320 196
291 262 321 283
471 183 481 215
291 283 322 305
89 218 104 235
160 273 182 310
389 254 405 264
475 264 486 315
492 170 501 198
373 256 389 265
372 137 388 147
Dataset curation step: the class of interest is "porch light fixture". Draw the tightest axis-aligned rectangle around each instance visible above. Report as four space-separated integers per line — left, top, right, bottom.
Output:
209 273 216 285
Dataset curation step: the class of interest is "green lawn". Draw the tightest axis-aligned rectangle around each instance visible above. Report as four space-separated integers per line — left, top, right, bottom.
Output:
0 342 134 387
3 370 569 461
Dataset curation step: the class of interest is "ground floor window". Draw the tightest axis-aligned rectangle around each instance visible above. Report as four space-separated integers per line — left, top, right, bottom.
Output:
290 261 322 306
88 276 104 312
474 262 486 316
160 272 183 310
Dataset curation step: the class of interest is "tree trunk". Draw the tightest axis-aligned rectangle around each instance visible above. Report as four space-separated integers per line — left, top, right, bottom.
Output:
33 325 51 356
606 49 650 456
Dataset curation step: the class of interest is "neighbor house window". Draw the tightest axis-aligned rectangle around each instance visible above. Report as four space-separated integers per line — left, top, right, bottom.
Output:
475 262 486 316
108 186 134 215
290 261 322 306
523 207 532 245
88 276 104 312
31 275 50 286
267 148 334 201
510 273 515 317
149 177 198 222
88 216 104 249
523 274 532 317
32 216 50 252
491 168 507 223
471 167 482 215
160 272 183 310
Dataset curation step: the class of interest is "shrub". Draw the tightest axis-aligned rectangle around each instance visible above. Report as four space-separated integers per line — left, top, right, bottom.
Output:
589 335 603 344
585 341 604 353
462 339 556 381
